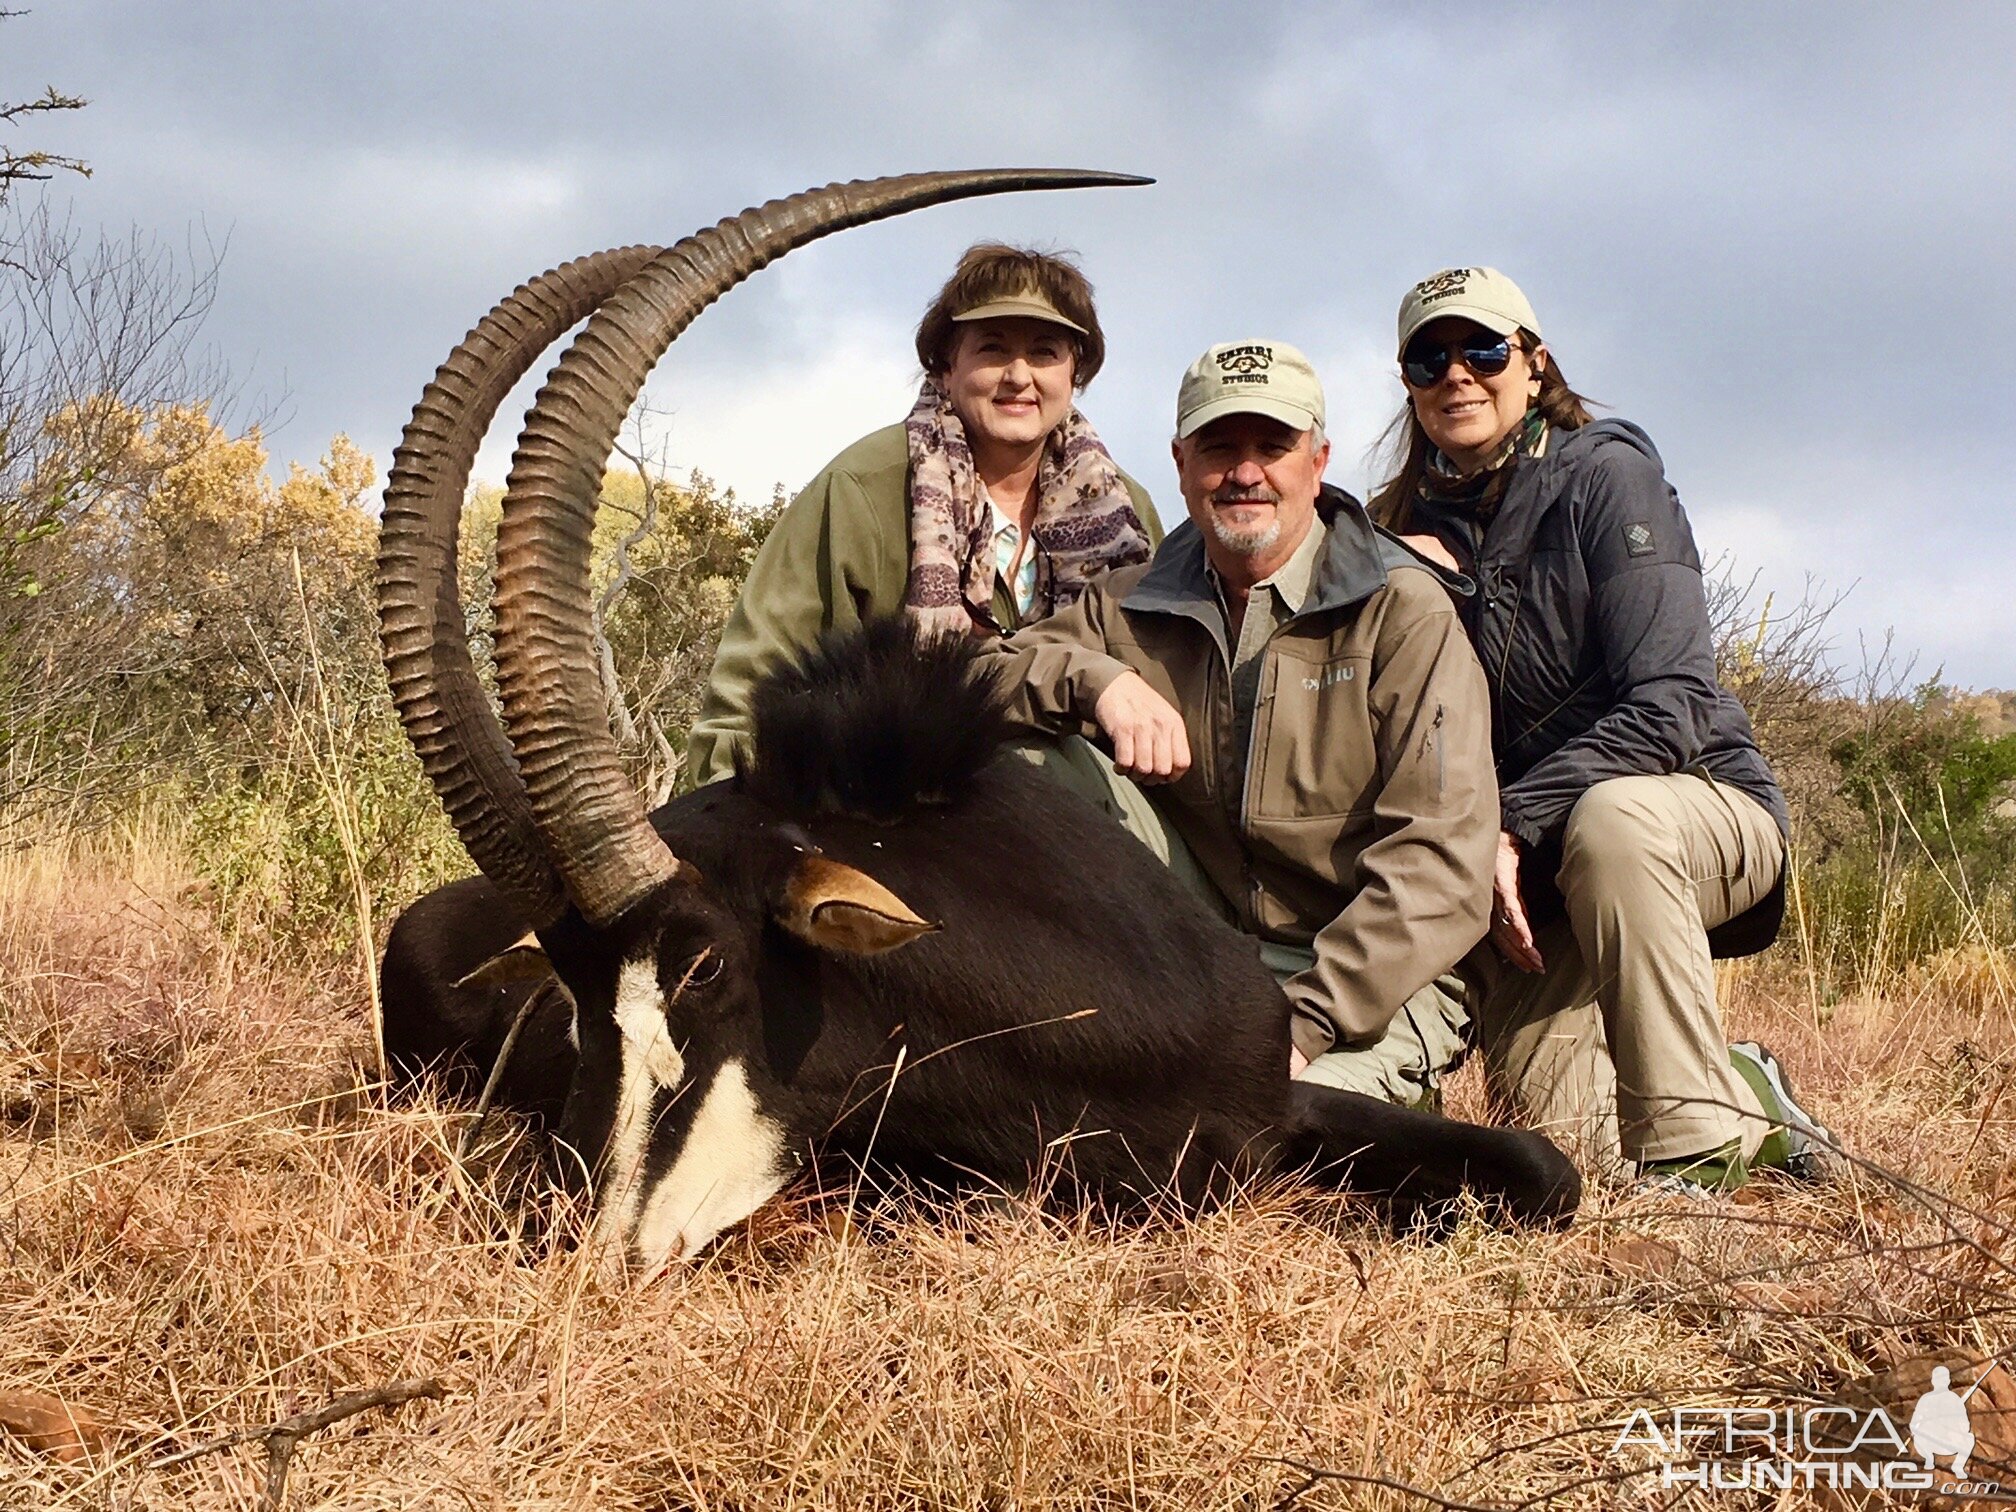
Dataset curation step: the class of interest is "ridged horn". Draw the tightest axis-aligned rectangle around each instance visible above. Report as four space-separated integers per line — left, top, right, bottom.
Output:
493 170 1153 925
378 245 663 926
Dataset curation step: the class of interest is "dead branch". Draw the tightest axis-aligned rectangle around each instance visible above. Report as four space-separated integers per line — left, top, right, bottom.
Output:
0 85 88 128
457 978 562 1160
1265 1458 1511 1511
608 424 684 801
148 1377 445 1509
1 63 90 189
1269 1453 1673 1512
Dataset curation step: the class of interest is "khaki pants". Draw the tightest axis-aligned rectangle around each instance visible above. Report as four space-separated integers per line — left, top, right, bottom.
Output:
1268 947 1471 1110
1464 773 1785 1172
1007 735 1468 1108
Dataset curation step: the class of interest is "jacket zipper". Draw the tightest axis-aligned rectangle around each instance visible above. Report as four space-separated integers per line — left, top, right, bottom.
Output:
1429 703 1445 798
1240 652 1267 926
1492 577 1520 732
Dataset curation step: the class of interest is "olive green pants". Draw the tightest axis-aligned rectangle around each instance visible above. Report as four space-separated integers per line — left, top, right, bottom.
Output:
1007 735 1469 1109
1462 773 1784 1172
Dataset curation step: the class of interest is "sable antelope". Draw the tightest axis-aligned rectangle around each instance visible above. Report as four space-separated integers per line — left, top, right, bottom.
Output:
376 170 1580 1267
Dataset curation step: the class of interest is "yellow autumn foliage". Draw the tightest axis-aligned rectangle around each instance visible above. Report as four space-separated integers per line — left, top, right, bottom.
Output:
3 396 382 819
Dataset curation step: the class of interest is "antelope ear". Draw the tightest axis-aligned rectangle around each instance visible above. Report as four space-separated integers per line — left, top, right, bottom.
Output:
774 853 940 956
453 933 553 990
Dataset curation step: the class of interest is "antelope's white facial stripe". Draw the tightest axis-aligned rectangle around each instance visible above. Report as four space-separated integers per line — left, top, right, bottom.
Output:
606 956 685 1234
630 1058 791 1269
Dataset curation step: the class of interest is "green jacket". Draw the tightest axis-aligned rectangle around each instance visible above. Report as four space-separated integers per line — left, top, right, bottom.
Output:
688 423 1160 786
993 498 1499 1060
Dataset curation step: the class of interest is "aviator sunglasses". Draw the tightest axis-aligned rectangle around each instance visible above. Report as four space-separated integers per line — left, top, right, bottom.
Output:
1401 330 1519 388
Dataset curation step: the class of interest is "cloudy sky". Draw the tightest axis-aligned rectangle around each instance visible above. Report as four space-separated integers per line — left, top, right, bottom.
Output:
14 2 2016 686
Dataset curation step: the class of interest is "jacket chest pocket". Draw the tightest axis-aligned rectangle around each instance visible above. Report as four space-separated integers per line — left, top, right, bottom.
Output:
1249 644 1377 822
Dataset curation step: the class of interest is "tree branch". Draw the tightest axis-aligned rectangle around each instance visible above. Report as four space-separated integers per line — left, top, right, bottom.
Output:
148 1377 445 1509
1265 1458 1510 1511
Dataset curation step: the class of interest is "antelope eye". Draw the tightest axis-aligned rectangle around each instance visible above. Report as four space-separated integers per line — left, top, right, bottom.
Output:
679 950 725 989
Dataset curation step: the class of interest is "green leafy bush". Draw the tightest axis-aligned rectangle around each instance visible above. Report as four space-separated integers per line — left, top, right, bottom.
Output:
1778 684 2016 997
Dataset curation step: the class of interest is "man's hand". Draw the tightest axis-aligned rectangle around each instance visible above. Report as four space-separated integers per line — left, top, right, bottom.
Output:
1093 670 1191 784
1399 533 1460 573
1490 830 1544 973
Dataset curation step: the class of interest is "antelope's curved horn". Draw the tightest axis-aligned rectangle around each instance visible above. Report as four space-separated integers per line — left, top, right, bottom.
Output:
377 246 663 925
493 170 1152 925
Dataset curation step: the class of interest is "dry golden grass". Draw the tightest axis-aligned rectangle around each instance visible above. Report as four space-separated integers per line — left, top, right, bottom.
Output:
4 825 2016 1509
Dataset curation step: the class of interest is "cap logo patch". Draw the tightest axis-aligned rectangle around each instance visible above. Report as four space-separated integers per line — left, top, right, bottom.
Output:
1215 344 1274 375
1623 522 1655 557
1177 338 1323 435
1412 268 1474 305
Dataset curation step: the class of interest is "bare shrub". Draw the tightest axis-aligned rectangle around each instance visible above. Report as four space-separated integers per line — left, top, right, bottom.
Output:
453 416 781 809
1706 557 1853 846
1708 563 2016 1000
0 200 227 824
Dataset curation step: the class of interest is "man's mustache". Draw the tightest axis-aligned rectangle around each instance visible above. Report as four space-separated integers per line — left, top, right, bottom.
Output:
1212 486 1282 506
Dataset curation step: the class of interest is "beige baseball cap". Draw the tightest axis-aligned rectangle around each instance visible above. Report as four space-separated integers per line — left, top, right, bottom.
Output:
951 285 1087 334
1395 267 1541 355
1175 340 1325 439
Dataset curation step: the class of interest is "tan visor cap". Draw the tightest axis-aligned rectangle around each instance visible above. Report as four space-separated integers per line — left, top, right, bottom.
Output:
951 286 1088 335
1176 340 1325 440
1395 267 1541 355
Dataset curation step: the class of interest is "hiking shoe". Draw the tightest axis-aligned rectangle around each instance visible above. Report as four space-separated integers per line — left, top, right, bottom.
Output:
1729 1041 1837 1182
1629 1169 1736 1202
1633 1136 1748 1197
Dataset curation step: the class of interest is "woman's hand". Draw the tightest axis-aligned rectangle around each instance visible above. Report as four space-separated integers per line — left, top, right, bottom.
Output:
1399 533 1460 572
1490 830 1545 973
1094 670 1191 784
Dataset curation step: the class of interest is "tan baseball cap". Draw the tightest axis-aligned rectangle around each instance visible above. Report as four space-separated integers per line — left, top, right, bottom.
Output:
1175 340 1325 439
951 285 1088 335
1395 267 1541 355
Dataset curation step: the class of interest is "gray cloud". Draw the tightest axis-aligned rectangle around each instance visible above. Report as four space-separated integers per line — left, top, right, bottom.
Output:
16 0 2016 684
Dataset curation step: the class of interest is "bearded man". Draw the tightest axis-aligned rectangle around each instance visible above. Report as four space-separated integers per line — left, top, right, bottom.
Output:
994 341 1496 1108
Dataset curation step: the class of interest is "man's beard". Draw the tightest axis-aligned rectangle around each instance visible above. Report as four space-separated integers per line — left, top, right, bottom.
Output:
1208 488 1282 556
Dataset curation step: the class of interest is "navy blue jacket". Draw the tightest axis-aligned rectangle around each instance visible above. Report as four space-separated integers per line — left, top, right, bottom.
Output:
1406 419 1787 954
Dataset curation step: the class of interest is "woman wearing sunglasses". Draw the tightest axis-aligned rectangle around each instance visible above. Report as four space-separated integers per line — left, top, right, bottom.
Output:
1370 267 1830 1193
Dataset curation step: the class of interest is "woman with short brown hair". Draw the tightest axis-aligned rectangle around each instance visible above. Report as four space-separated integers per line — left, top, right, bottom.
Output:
688 243 1157 783
913 242 1107 387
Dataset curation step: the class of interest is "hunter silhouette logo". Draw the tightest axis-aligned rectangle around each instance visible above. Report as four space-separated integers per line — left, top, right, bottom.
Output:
1215 344 1273 375
1911 1364 1984 1480
1412 268 1474 304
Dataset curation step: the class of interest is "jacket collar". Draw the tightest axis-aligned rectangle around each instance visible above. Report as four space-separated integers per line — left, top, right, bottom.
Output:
1121 486 1423 654
1453 417 1662 567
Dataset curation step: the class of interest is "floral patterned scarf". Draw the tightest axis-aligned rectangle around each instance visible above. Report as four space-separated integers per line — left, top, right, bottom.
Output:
1419 407 1549 522
903 378 1152 636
